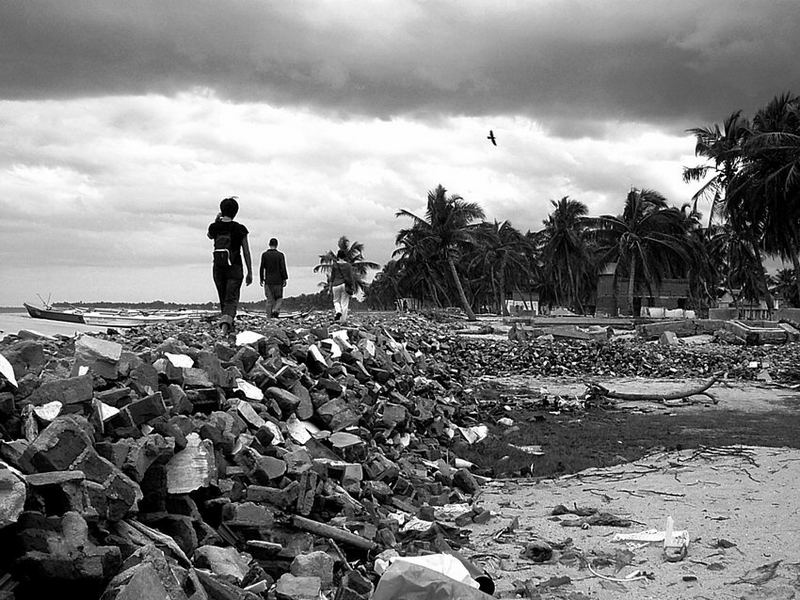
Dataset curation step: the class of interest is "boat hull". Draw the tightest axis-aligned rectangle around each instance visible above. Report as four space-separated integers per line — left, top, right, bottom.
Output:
81 314 191 328
24 303 86 324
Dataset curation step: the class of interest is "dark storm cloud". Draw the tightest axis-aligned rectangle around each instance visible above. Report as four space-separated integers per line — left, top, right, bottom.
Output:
3 1 800 131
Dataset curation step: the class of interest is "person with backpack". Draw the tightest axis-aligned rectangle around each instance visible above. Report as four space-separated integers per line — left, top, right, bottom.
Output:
328 249 356 323
259 237 288 318
207 197 253 335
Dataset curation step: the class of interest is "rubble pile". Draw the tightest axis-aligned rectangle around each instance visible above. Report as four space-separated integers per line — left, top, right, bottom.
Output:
0 316 491 600
429 335 800 382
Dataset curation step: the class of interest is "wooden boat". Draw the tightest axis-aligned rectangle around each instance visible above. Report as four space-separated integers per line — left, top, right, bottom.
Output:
25 302 212 328
24 302 86 323
81 312 193 327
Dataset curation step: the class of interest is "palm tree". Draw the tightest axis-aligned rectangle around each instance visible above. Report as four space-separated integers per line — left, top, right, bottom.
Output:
396 185 485 320
770 268 800 307
678 203 718 311
683 110 749 227
392 224 454 308
704 222 768 309
537 196 593 313
588 188 692 316
728 92 800 304
468 220 531 314
313 236 380 294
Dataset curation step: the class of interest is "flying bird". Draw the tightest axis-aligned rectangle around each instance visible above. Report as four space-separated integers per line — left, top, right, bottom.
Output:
487 130 497 146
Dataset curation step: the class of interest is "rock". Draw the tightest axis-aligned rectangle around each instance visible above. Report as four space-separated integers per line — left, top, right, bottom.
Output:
3 340 45 379
0 460 26 528
102 544 187 600
75 335 123 379
265 387 301 416
194 545 251 584
24 470 107 519
223 501 274 529
290 551 334 587
316 399 360 431
24 415 142 520
236 400 266 429
659 331 680 346
116 434 176 482
276 574 321 600
182 368 214 388
246 482 300 510
382 403 407 426
334 570 373 600
28 374 94 406
125 392 168 426
453 468 480 495
17 511 122 583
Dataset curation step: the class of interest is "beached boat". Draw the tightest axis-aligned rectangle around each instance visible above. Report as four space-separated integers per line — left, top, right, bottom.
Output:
24 302 86 323
25 302 212 328
81 312 194 327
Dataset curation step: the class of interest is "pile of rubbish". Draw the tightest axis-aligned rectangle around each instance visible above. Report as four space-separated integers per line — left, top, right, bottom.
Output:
0 315 497 600
432 334 800 382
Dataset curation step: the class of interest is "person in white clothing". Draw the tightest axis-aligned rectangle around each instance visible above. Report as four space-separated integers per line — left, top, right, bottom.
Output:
328 249 355 323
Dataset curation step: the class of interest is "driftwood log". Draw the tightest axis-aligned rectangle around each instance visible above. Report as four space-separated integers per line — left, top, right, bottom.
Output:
590 377 718 405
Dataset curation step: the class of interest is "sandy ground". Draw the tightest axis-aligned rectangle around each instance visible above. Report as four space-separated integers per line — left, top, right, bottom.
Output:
0 312 106 339
455 375 800 600
477 375 800 415
462 446 800 599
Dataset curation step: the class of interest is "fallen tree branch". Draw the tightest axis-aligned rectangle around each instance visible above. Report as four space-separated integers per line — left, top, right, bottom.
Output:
590 377 718 405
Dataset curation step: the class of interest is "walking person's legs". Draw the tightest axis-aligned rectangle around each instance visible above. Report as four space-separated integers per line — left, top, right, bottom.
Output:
332 284 345 320
340 290 351 323
272 289 284 317
264 283 275 317
221 266 244 334
213 266 227 314
266 283 284 317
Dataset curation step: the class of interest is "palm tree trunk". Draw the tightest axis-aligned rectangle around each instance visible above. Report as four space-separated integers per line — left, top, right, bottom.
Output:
627 257 637 317
489 266 498 313
751 242 774 318
447 258 477 320
499 270 508 316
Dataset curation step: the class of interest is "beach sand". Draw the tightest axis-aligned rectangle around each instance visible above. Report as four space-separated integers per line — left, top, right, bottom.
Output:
0 312 106 339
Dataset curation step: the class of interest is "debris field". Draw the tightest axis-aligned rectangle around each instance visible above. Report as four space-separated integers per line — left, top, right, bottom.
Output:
0 312 799 600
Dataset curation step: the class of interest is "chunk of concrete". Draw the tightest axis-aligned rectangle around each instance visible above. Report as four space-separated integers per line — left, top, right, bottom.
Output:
102 544 188 600
276 574 321 600
659 331 680 346
194 545 251 584
290 551 334 588
0 461 26 528
28 374 93 406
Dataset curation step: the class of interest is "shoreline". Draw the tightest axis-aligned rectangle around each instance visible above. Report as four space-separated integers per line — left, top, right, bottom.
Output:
0 312 107 338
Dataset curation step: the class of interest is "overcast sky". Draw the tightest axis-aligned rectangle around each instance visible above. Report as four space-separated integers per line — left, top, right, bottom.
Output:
2 1 799 306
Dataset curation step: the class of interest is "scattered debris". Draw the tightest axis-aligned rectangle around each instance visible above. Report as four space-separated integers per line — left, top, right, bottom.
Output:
0 314 507 599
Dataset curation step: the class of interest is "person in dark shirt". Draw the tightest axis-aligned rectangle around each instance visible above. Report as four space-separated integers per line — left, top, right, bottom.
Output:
259 237 288 318
207 197 253 335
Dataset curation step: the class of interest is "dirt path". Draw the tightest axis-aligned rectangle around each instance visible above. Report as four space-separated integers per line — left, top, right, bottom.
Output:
462 446 800 599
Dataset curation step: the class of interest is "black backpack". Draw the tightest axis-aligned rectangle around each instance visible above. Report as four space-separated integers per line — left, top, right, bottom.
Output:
213 224 233 267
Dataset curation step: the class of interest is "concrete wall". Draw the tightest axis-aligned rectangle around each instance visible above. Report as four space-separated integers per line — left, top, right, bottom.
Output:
596 274 690 316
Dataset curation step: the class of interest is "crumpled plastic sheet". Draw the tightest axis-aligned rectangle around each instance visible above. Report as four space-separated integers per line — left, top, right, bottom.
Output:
373 559 495 600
